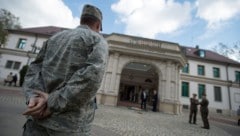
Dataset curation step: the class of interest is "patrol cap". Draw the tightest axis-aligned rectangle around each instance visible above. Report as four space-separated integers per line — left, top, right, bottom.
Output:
81 4 103 30
193 93 197 96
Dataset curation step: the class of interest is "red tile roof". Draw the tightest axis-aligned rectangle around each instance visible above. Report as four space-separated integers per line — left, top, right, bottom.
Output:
7 26 240 65
8 26 69 36
8 26 109 38
182 46 240 66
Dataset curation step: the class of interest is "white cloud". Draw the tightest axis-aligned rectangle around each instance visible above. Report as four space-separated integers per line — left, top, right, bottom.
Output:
0 0 79 28
196 0 240 29
111 0 192 38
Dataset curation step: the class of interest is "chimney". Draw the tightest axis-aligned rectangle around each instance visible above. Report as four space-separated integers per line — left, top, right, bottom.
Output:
196 45 199 49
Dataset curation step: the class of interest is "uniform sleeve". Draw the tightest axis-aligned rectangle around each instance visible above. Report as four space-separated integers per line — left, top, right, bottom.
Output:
22 41 48 104
47 38 108 113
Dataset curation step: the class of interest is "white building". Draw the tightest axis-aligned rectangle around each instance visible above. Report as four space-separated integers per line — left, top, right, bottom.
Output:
0 26 239 115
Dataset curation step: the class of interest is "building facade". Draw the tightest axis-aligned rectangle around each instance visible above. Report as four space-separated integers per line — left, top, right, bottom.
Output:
0 26 239 115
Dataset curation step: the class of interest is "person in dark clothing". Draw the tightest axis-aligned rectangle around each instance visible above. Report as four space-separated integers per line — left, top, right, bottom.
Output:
141 89 148 110
200 94 210 129
12 74 18 87
152 90 158 112
189 93 199 124
237 105 240 126
94 97 98 109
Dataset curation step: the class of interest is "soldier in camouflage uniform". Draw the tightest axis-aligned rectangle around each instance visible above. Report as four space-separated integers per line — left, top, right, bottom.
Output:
22 4 108 136
189 93 199 124
199 94 210 129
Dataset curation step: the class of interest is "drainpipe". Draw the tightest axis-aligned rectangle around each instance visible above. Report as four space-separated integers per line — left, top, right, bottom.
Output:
226 63 232 115
26 34 38 65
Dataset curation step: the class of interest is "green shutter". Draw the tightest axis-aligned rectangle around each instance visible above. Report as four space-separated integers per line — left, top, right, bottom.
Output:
214 86 222 102
236 71 240 82
182 64 189 73
182 82 189 97
198 84 205 99
213 68 220 78
198 65 205 75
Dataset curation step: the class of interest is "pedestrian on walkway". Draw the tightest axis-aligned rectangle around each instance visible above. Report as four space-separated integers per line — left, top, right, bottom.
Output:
199 93 210 129
141 89 148 110
189 93 199 124
22 4 108 136
237 105 240 126
152 90 158 112
12 74 18 87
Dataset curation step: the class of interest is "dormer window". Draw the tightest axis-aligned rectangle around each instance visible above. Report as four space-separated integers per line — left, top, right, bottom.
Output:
199 50 205 58
16 38 27 49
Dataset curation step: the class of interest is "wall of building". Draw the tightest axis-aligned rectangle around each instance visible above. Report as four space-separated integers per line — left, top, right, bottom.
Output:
0 33 47 82
180 58 240 115
230 87 240 112
1 29 239 115
6 33 47 52
187 60 228 80
0 54 28 81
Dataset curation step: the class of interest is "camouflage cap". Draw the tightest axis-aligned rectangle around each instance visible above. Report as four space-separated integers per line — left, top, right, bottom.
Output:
81 4 102 22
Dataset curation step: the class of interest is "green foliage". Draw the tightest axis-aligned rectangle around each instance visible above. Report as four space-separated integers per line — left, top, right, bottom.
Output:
0 22 7 47
19 65 29 87
0 9 21 46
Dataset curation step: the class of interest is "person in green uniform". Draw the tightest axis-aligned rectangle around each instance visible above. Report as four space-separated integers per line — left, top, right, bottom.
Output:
199 93 210 129
189 93 199 124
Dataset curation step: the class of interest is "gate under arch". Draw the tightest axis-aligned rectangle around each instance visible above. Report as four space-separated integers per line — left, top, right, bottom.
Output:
117 62 159 110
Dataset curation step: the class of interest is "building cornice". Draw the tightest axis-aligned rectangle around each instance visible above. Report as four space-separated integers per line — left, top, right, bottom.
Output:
181 74 240 88
107 34 187 67
187 57 240 67
0 48 37 58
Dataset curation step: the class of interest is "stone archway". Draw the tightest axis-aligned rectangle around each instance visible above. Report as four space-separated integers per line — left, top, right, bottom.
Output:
97 33 186 114
117 62 159 110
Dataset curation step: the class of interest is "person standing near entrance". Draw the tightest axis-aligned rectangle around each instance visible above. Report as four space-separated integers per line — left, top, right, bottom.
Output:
199 93 210 129
152 90 158 112
237 105 240 126
12 74 18 87
141 89 148 110
22 4 108 135
189 93 199 124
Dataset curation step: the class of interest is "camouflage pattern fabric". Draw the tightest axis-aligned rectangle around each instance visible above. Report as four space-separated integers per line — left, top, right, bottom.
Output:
22 25 108 134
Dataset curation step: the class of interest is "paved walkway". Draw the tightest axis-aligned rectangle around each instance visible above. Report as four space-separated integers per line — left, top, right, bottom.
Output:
0 85 237 136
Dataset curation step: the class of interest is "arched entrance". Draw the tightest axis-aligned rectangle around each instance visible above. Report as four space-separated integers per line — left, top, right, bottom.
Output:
117 62 159 110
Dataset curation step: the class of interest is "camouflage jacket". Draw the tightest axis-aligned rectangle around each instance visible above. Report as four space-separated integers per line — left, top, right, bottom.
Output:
23 25 108 132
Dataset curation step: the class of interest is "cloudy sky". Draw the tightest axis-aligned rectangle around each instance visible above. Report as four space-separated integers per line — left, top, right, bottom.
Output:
1 0 240 50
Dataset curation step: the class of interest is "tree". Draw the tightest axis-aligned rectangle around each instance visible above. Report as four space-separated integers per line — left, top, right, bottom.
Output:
212 42 240 62
0 9 21 47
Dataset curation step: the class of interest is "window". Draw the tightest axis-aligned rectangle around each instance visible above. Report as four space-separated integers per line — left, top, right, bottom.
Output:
182 82 189 97
198 84 205 99
5 60 21 70
213 67 220 78
198 65 205 75
236 71 240 83
5 60 14 69
13 62 21 70
214 86 222 102
16 38 27 49
182 63 189 73
199 50 205 58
